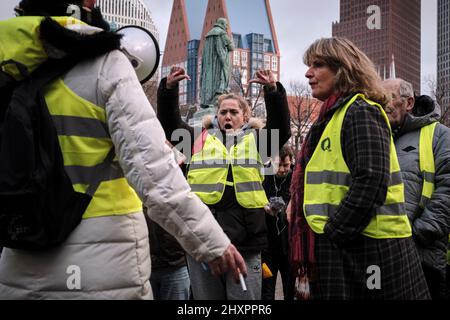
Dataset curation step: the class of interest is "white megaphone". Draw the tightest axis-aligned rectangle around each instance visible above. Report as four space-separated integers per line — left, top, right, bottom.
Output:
117 26 160 84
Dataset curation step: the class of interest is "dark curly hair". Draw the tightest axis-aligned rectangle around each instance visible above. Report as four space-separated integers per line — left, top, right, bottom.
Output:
279 145 294 162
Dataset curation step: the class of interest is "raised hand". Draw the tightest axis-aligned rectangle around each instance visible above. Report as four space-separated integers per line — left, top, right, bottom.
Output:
166 66 191 89
247 69 277 91
207 244 248 283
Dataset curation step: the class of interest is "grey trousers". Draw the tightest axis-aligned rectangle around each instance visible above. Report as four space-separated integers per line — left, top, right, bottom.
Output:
187 252 262 300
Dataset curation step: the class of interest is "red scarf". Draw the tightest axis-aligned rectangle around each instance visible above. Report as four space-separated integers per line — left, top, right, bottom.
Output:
289 94 341 298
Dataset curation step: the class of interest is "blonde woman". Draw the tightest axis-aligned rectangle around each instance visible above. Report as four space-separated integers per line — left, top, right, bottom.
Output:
157 67 291 300
288 37 430 299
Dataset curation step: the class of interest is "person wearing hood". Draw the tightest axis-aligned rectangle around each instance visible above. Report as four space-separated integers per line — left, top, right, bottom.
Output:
0 0 247 299
157 66 291 299
382 78 450 300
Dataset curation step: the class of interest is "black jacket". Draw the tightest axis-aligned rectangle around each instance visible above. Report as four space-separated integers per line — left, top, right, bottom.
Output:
144 210 187 270
263 170 292 255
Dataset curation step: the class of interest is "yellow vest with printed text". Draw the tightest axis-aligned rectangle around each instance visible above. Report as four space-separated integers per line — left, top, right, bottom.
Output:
303 94 412 239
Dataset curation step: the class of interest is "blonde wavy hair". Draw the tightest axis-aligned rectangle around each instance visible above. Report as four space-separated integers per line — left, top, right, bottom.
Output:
217 93 251 122
303 37 388 105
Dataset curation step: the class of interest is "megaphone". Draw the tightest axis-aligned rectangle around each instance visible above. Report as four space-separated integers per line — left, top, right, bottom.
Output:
117 25 160 84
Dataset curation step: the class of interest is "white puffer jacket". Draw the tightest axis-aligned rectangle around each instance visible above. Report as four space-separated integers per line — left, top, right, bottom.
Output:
0 20 230 300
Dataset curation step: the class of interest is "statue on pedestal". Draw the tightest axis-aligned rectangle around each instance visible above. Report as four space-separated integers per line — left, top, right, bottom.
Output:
200 18 234 111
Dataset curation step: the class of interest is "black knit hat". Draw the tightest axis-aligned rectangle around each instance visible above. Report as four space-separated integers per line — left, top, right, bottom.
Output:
16 0 84 16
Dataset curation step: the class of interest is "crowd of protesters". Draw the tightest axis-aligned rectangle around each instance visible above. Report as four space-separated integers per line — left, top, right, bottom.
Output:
0 0 448 301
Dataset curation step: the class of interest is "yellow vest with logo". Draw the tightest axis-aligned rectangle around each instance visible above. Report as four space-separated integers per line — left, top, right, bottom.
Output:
0 16 142 219
187 131 268 208
304 94 411 239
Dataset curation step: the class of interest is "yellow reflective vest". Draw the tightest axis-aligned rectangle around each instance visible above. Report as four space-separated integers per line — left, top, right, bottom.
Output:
419 122 438 208
304 94 412 239
417 122 450 265
187 130 268 208
0 16 142 219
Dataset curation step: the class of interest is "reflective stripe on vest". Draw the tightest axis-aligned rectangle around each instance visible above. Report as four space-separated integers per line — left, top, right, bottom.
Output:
419 122 438 208
304 94 411 239
187 131 268 208
44 80 142 219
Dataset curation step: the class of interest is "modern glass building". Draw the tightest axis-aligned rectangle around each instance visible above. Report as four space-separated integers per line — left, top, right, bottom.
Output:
97 0 159 41
333 0 421 92
438 0 450 119
162 0 280 106
97 0 160 83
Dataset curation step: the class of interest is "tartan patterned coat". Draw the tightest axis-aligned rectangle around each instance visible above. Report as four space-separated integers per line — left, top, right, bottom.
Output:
306 95 430 300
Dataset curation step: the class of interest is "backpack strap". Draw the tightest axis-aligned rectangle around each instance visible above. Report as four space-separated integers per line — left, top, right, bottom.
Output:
0 60 29 80
17 57 111 198
0 70 15 88
26 57 81 91
85 147 116 197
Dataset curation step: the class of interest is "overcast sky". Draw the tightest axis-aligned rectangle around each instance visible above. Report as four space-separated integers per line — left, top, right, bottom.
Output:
0 0 438 94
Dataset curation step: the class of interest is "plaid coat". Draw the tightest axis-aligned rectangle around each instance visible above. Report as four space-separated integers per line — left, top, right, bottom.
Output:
307 95 430 300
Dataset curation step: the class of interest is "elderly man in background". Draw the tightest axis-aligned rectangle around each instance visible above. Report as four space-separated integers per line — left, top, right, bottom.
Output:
382 79 450 300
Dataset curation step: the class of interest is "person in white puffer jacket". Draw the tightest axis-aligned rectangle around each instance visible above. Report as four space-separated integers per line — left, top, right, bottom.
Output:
0 0 246 300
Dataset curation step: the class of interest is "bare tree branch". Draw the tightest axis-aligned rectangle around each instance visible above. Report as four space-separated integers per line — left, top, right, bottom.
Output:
142 79 158 111
288 81 321 153
425 75 450 127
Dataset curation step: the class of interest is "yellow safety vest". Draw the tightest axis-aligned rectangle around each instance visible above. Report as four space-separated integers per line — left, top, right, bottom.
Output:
418 122 450 265
1 16 142 219
419 122 438 208
304 94 411 239
187 130 268 208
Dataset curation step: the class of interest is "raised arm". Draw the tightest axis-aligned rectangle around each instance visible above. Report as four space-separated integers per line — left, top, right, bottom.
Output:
99 51 247 280
248 70 291 160
157 66 195 147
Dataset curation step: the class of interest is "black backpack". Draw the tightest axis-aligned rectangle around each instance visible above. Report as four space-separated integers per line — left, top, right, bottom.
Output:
0 58 96 250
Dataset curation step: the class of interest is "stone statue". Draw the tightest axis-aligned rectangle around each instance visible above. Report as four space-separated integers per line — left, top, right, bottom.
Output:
200 18 234 109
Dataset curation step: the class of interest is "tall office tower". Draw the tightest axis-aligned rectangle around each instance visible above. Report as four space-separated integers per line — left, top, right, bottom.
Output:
97 0 160 106
97 0 159 40
438 0 450 124
162 0 280 107
333 0 421 92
